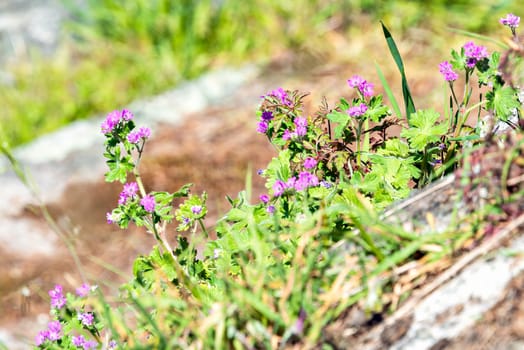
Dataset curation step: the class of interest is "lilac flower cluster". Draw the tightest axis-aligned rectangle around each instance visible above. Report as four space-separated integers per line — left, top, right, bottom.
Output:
463 41 488 68
36 320 62 346
140 194 156 213
36 284 105 348
118 182 138 205
127 126 151 144
256 111 274 134
78 312 95 327
266 87 293 107
71 335 98 350
259 194 270 204
272 171 319 196
283 117 308 140
191 205 203 215
347 75 374 98
49 284 66 309
500 13 520 29
347 103 369 117
100 109 134 134
303 157 317 169
438 61 459 82
76 283 91 298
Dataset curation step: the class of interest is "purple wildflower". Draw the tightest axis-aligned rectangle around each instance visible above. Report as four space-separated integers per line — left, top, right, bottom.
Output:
273 180 287 197
360 81 374 98
108 340 118 349
347 75 365 88
118 182 138 205
463 41 488 68
304 157 317 169
78 312 94 327
47 321 62 341
121 109 134 121
76 283 91 297
182 217 190 225
286 177 297 189
82 340 98 350
269 87 292 106
257 169 264 176
106 212 114 224
500 13 520 29
35 330 49 346
140 195 156 213
259 194 270 204
347 75 374 97
320 180 333 189
101 110 121 134
267 205 276 214
282 129 293 140
191 205 203 216
72 335 87 347
49 285 66 309
439 61 459 82
261 111 273 121
347 103 368 117
295 172 319 191
294 117 307 136
127 126 151 144
256 120 269 134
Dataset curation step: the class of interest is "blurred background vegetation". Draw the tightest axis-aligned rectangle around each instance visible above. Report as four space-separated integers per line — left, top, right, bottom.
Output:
0 0 520 146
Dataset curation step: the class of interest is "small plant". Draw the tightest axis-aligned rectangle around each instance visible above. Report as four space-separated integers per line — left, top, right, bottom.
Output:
28 13 524 349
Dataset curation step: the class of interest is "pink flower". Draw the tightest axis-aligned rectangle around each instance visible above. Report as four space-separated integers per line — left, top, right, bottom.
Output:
348 75 374 97
106 212 114 224
439 61 459 82
121 109 134 121
49 285 66 309
127 126 151 144
282 129 293 140
500 13 520 29
272 180 287 197
76 283 91 297
257 121 269 134
78 312 94 327
118 182 138 205
295 172 319 191
101 110 121 134
304 157 317 169
294 117 307 136
140 194 156 213
35 330 49 346
347 103 368 117
347 75 365 88
47 321 62 341
463 41 488 68
259 194 270 204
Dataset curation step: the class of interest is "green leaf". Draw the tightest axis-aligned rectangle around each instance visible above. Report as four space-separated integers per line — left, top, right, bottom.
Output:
375 62 401 118
264 149 291 190
486 86 520 121
327 110 350 139
381 21 416 122
401 109 447 151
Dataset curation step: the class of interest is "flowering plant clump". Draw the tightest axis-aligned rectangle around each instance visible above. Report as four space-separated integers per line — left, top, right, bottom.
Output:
31 14 523 349
35 284 117 349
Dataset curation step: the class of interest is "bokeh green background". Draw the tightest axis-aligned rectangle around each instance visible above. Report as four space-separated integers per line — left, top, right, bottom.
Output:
0 0 520 146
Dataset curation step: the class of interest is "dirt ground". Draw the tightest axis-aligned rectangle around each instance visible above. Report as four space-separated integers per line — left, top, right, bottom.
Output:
1 37 523 347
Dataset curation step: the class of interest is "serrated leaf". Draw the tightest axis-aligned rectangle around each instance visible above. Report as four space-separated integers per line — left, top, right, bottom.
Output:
326 110 350 124
400 109 447 151
486 86 520 121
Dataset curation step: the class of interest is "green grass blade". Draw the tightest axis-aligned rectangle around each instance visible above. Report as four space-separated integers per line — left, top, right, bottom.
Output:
381 21 416 122
375 61 402 118
447 27 509 49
